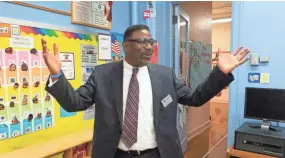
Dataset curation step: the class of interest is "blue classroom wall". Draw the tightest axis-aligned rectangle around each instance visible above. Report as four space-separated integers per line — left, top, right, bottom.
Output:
0 1 131 35
228 1 285 147
155 2 173 67
0 1 173 67
22 1 71 13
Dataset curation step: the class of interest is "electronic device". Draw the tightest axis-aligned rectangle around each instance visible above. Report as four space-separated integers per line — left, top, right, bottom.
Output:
235 122 285 157
234 87 285 157
244 87 285 131
250 53 259 65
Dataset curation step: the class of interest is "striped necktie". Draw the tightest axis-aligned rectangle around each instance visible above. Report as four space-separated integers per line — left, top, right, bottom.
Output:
121 67 139 148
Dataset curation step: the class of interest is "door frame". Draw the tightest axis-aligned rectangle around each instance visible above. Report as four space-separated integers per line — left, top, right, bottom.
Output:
172 3 190 153
173 5 190 77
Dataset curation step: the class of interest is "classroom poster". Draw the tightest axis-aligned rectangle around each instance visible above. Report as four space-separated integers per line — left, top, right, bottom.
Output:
5 48 17 85
80 45 96 120
111 32 124 62
81 44 96 84
0 23 56 140
43 92 53 128
31 49 43 132
0 49 7 138
82 67 94 83
0 96 7 124
0 50 4 85
81 44 97 67
0 90 8 139
98 34 111 60
41 54 54 129
60 52 75 80
21 93 32 134
81 44 96 85
189 42 212 90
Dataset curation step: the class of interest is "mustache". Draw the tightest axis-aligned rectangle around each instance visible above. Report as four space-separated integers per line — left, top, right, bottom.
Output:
142 52 152 56
142 50 153 55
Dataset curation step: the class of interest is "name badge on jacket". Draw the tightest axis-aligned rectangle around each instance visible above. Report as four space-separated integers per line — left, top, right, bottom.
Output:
161 94 173 107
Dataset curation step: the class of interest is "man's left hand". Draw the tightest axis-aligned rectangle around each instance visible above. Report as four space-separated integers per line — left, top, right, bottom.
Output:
217 46 250 74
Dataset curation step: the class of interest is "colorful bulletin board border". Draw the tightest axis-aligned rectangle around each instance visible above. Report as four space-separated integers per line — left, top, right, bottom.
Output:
19 25 97 41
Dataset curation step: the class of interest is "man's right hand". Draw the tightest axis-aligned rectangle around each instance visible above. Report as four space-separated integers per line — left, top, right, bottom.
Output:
41 38 62 78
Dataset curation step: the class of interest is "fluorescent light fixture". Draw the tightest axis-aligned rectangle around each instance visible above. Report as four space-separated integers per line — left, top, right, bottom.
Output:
179 18 231 25
212 18 231 24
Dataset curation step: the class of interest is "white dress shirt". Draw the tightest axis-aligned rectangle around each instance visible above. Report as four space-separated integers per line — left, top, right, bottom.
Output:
48 60 157 151
118 60 157 151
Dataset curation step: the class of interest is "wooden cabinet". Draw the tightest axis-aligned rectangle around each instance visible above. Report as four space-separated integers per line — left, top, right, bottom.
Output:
226 146 277 158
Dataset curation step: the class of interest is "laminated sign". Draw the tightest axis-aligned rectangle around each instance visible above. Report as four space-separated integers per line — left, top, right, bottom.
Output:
144 10 151 19
248 73 260 83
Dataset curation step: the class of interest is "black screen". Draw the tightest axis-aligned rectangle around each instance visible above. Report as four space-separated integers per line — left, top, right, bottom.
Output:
244 87 285 122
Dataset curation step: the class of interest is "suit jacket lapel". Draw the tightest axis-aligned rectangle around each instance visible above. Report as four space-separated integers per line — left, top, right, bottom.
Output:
148 64 161 127
112 61 124 126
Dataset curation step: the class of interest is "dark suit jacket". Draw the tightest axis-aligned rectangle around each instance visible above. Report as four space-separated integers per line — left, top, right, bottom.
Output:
45 61 234 158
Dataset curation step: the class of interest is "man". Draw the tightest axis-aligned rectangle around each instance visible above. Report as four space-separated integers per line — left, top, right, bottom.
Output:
42 24 249 158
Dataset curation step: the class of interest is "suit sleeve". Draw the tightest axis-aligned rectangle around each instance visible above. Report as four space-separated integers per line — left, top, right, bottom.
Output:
45 69 96 112
174 66 234 106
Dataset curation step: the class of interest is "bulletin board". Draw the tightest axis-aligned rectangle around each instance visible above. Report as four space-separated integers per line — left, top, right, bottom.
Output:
0 20 104 153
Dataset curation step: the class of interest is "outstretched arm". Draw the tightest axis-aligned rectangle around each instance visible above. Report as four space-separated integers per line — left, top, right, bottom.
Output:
175 66 233 106
41 38 96 112
175 46 250 106
45 70 96 112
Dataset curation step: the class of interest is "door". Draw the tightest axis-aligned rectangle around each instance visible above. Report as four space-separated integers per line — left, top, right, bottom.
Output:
172 4 190 153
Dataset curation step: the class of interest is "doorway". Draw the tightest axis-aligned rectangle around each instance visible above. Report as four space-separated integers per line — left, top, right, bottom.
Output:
210 0 231 141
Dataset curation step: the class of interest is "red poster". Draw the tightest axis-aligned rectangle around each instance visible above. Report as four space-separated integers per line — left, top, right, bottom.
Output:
149 42 159 64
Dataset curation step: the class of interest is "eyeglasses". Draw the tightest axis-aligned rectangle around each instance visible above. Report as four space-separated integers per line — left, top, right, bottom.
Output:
125 38 157 46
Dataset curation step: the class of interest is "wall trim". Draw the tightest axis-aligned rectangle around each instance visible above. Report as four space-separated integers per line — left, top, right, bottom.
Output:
210 100 229 104
201 134 228 158
187 120 211 142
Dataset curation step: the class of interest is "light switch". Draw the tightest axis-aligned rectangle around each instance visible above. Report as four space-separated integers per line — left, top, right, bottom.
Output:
250 53 259 66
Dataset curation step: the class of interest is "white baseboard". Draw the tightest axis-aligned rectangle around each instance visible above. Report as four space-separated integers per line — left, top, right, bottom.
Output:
187 120 212 142
201 134 228 158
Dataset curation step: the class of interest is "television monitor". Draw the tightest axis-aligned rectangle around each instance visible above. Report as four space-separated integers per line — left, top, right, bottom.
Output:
244 87 285 131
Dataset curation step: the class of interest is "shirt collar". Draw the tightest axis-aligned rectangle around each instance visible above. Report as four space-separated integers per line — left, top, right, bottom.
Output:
123 60 147 71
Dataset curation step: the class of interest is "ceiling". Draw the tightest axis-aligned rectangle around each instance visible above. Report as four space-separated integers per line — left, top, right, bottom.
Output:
212 1 231 20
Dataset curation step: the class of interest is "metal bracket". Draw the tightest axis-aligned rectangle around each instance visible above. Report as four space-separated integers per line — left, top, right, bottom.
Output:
173 15 178 24
148 1 153 8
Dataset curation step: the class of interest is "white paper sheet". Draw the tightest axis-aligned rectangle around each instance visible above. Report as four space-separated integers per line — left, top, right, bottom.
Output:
98 34 111 60
59 52 75 80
